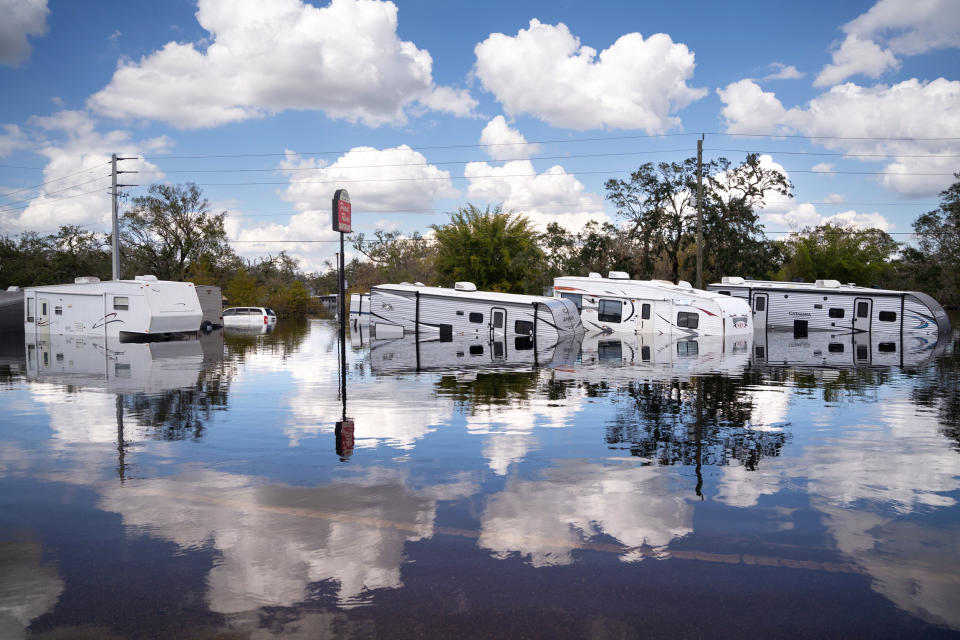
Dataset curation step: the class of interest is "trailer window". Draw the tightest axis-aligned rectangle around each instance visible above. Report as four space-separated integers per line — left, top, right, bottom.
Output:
469 312 483 323
515 320 534 335
598 299 622 323
27 298 34 322
828 343 844 353
439 324 453 342
641 303 651 320
469 345 483 355
829 308 845 318
492 313 504 329
879 342 896 353
559 292 582 311
754 297 766 312
857 302 869 318
677 311 699 329
717 290 731 296
879 311 897 322
515 336 533 350
598 340 622 362
113 297 129 311
641 346 651 362
55 306 62 315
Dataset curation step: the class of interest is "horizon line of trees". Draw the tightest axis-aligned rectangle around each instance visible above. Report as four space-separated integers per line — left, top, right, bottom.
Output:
2 161 958 310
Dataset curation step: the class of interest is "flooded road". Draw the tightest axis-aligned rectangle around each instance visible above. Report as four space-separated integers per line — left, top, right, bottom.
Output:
1 318 958 638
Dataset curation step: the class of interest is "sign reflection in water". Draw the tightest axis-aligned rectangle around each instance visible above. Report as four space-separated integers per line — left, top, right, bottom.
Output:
0 318 957 637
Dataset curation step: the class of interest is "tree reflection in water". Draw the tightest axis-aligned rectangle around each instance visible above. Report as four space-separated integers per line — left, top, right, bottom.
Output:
910 331 959 450
606 373 789 472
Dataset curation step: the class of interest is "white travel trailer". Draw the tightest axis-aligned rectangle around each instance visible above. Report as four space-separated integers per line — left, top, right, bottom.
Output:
753 328 947 370
553 272 752 337
707 277 951 338
369 283 584 345
23 276 202 340
349 293 370 327
369 334 581 374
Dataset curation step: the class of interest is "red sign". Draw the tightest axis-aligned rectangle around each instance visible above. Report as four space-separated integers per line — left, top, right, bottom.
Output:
332 188 351 233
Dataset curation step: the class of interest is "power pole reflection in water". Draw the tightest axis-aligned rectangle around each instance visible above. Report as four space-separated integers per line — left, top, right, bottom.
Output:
116 393 128 481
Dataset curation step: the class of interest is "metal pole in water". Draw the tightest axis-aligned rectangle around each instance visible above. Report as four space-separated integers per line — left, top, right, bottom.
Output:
339 231 346 420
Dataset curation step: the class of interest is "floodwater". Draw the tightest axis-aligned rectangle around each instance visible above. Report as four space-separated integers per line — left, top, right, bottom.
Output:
1 318 959 639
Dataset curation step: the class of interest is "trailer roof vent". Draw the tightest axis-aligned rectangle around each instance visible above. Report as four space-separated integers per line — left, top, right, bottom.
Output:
414 282 425 287
588 272 602 279
6 286 19 292
607 271 630 280
815 279 841 288
74 276 101 284
677 280 693 290
454 281 477 291
720 276 746 285
135 275 159 282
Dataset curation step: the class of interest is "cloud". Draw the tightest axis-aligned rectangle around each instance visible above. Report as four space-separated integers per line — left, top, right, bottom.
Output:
815 0 960 86
474 19 705 132
815 35 899 87
811 162 835 174
480 116 538 161
717 78 960 197
0 0 48 66
88 0 476 129
0 124 30 157
763 63 804 81
1 111 164 233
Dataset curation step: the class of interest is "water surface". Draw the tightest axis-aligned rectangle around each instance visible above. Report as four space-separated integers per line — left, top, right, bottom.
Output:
1 319 958 638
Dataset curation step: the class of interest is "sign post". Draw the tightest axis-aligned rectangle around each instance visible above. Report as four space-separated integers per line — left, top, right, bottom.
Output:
332 189 351 424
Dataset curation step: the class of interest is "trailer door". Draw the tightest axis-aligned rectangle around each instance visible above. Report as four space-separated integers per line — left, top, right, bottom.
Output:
853 298 872 333
490 307 506 359
38 297 50 339
635 300 655 335
752 292 768 332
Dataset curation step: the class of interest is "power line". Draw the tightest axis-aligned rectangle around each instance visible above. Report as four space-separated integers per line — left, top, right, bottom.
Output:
0 174 110 210
708 148 960 159
0 162 111 203
0 186 108 215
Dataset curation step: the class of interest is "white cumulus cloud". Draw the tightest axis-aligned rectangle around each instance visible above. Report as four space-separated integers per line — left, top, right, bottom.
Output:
763 63 804 81
816 0 960 86
717 77 960 197
88 0 476 129
474 19 705 132
480 116 538 161
0 0 48 66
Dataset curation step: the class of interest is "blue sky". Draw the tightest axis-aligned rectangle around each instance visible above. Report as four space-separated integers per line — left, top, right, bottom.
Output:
1 0 958 271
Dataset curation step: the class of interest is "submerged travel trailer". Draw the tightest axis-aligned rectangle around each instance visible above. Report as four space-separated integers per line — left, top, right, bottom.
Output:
369 282 584 345
553 272 753 337
0 287 24 335
707 277 951 338
23 276 202 340
349 292 370 327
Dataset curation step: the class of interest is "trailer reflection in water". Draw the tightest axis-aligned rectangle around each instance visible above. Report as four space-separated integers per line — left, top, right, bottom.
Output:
753 329 946 369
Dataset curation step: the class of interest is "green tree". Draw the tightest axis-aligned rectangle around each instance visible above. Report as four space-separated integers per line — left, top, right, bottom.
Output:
223 269 264 307
699 154 792 282
778 224 899 286
352 229 437 284
605 159 697 281
898 172 960 306
120 182 234 281
431 204 545 293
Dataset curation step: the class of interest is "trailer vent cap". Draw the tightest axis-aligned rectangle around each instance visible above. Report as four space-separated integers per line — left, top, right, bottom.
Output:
135 275 159 282
677 280 693 290
454 282 477 291
588 272 602 279
815 279 841 288
74 276 101 284
720 276 745 285
414 282 425 287
607 271 630 280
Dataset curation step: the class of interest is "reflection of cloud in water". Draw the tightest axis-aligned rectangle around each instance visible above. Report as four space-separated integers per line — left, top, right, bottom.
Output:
0 541 64 639
818 506 960 629
714 463 783 508
465 383 586 475
30 385 132 445
745 385 791 431
98 469 438 611
239 325 454 448
479 460 691 566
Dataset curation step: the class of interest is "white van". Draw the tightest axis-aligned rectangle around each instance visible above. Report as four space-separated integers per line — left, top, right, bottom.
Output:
222 306 277 329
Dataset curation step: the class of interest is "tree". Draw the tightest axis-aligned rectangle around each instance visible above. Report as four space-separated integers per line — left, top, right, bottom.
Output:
898 172 960 306
431 204 545 294
120 182 234 281
351 229 437 285
223 269 264 307
699 154 793 281
605 159 697 281
778 224 899 286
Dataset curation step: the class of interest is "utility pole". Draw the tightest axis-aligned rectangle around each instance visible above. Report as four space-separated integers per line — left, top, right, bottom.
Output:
696 135 704 289
110 153 138 280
